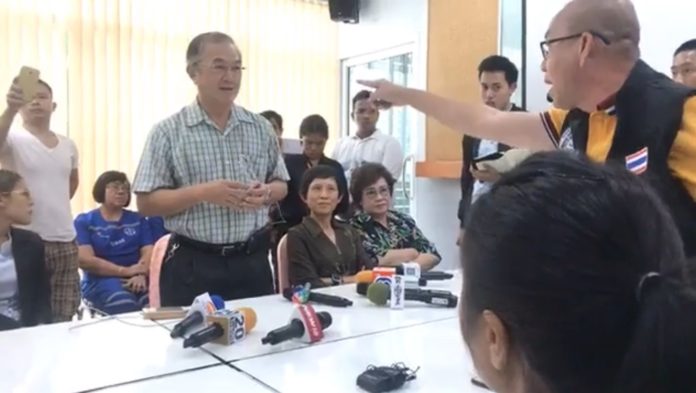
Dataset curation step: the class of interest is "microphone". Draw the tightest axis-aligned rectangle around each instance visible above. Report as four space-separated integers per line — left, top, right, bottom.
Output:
183 307 257 348
282 287 353 307
366 282 458 308
355 270 375 284
170 293 225 338
419 271 454 281
356 268 427 287
261 304 332 345
357 282 369 296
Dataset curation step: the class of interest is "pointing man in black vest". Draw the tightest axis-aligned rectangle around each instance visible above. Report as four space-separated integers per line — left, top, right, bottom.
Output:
360 0 696 259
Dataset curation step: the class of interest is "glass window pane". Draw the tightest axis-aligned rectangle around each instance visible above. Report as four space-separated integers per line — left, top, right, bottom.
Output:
500 0 525 107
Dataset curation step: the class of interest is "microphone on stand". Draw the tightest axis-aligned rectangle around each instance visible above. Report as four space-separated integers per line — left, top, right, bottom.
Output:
282 287 353 307
183 307 257 348
261 304 332 345
170 293 225 338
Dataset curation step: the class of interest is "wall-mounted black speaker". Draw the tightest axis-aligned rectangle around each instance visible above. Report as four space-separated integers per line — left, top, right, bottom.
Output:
328 0 360 24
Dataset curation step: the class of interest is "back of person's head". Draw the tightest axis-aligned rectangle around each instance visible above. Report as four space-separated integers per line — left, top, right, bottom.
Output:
674 39 696 57
300 165 339 199
478 55 519 86
299 114 329 139
462 150 696 393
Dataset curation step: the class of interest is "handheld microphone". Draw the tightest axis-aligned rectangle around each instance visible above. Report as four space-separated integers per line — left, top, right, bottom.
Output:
419 271 454 281
282 287 353 307
356 269 427 288
394 263 421 279
170 293 225 338
355 270 375 284
261 304 332 345
183 307 257 348
357 282 369 296
366 282 458 308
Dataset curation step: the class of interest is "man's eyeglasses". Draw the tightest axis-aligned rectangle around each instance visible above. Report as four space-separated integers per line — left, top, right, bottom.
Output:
539 31 610 59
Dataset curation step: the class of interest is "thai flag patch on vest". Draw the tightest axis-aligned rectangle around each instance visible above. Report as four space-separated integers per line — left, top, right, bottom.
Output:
625 147 648 174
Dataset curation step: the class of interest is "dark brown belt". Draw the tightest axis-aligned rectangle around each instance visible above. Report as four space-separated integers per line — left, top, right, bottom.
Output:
173 227 271 257
174 234 248 257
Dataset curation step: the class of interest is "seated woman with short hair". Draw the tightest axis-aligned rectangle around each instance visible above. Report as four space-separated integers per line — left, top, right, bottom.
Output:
350 163 440 271
461 151 696 393
0 170 51 330
74 171 153 315
287 165 373 288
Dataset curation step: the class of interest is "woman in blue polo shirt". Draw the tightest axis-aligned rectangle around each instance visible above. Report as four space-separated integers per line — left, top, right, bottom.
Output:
74 171 154 315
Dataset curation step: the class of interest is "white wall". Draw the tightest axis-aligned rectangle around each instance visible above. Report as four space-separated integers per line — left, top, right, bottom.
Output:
337 0 427 60
525 0 696 111
337 0 463 270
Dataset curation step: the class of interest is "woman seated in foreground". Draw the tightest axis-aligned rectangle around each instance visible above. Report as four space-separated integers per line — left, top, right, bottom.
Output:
350 163 440 270
287 165 373 288
75 171 153 315
461 151 696 393
0 170 51 331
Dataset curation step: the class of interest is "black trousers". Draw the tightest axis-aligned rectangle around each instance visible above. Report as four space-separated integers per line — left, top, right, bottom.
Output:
160 234 274 307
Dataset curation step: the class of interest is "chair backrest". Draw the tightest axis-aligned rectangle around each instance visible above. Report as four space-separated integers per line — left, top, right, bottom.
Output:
276 233 290 294
148 234 172 308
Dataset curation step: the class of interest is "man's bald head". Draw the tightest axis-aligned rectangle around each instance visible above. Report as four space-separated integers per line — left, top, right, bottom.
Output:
552 0 640 60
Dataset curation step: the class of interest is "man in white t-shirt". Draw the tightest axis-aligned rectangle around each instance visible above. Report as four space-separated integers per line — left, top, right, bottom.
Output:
332 90 404 184
1 78 80 322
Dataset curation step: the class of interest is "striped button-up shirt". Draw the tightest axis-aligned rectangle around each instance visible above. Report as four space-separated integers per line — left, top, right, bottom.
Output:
133 101 290 244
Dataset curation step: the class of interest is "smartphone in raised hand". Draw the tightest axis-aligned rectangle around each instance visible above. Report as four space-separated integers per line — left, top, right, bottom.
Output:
471 151 505 170
17 66 40 103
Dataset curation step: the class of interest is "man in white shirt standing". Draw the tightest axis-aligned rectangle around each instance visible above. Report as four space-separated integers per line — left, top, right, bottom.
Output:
1 78 80 322
332 90 404 183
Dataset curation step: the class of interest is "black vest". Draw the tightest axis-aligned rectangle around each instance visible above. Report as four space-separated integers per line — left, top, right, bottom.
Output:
561 60 696 258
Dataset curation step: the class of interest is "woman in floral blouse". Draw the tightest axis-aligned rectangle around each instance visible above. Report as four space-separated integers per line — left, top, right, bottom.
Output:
349 163 440 270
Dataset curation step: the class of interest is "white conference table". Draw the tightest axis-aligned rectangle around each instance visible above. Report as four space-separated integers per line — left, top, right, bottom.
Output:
0 316 220 393
191 275 462 362
0 272 467 392
96 364 272 393
234 318 488 393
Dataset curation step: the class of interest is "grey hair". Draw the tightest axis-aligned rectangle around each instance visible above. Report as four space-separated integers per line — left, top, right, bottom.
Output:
185 31 236 76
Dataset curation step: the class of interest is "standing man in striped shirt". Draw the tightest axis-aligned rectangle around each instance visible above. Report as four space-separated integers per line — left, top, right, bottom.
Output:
133 32 289 306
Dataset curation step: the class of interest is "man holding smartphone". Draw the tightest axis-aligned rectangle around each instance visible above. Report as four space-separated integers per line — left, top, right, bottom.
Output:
458 56 525 246
1 75 81 322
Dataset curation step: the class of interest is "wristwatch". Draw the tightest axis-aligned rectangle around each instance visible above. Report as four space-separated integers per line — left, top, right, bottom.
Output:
331 273 343 286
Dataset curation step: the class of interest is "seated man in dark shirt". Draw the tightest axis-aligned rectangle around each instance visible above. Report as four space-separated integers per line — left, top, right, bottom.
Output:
273 114 349 227
287 165 372 288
